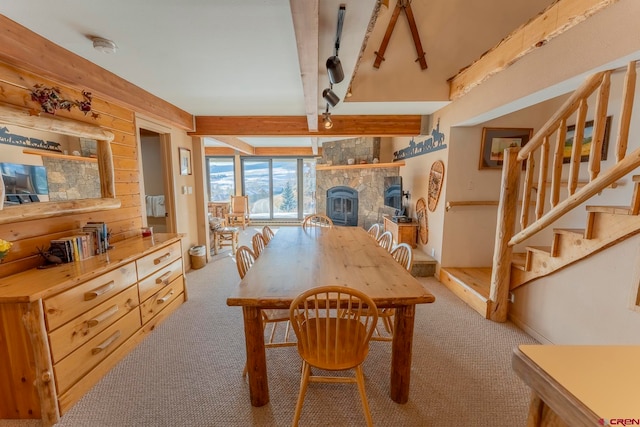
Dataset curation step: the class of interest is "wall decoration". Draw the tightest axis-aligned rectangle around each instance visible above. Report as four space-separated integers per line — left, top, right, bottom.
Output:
563 116 611 164
30 84 99 118
415 197 428 244
479 127 533 169
179 147 192 176
393 120 446 161
427 160 444 212
0 125 62 152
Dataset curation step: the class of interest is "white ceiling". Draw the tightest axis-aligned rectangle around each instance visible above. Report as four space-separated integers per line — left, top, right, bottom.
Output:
0 0 555 148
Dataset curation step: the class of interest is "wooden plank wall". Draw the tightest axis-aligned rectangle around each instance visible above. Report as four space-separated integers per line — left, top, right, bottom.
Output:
0 61 143 278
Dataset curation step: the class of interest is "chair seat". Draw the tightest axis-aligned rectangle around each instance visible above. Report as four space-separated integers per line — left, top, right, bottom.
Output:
298 318 369 371
212 226 239 255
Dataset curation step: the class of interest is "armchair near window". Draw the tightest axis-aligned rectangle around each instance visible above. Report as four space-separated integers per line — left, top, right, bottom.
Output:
225 195 250 229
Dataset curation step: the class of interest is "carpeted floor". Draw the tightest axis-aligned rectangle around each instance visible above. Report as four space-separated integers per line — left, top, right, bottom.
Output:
1 227 538 427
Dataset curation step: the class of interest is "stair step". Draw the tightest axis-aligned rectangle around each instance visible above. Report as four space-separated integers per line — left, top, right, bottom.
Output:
586 205 634 215
511 253 526 271
553 228 585 237
439 267 491 318
411 251 436 277
633 175 640 182
526 245 552 255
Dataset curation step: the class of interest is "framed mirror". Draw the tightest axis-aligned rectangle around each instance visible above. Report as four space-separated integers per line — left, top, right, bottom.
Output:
0 104 119 224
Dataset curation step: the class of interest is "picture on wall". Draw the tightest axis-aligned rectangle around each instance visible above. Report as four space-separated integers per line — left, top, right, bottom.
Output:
479 127 533 170
562 116 611 163
179 147 192 176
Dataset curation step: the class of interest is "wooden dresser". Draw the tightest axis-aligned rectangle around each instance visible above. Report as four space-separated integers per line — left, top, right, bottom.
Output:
0 233 187 426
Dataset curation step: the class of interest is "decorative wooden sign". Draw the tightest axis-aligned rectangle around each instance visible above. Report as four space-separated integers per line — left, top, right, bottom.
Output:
428 160 444 212
393 121 446 161
416 197 428 244
0 125 62 152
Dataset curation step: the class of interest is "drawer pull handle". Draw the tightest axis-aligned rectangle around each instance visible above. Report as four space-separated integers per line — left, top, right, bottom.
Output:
153 252 171 265
84 281 115 301
157 290 175 304
91 330 121 355
87 305 119 327
156 271 173 285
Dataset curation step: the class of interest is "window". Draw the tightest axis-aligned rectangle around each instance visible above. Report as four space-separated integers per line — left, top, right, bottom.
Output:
206 157 235 202
241 157 316 221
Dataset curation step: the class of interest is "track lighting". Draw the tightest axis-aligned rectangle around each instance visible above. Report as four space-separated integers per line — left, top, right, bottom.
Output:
322 88 340 107
322 107 333 130
326 56 344 84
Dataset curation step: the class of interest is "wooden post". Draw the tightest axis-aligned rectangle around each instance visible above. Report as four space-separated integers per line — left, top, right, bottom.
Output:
242 306 269 407
589 71 611 180
550 120 567 208
22 300 60 426
390 304 415 403
536 137 550 220
616 61 637 162
568 99 588 195
489 148 520 322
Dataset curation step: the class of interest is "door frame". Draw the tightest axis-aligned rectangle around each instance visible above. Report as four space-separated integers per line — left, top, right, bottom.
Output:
135 115 176 234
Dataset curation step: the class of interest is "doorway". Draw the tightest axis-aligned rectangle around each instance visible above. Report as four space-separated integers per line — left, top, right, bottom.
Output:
139 127 172 233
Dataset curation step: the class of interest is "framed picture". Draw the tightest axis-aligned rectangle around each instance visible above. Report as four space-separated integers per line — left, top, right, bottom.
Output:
563 116 611 164
479 127 533 169
179 147 192 175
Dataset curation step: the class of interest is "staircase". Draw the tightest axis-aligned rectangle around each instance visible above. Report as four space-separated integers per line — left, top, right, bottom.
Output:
441 61 640 321
441 176 640 318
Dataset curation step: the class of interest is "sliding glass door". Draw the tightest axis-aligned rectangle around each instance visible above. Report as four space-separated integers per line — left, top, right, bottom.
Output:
241 157 315 221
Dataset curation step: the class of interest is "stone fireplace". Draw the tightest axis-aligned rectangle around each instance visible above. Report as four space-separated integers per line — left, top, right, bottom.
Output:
316 137 400 229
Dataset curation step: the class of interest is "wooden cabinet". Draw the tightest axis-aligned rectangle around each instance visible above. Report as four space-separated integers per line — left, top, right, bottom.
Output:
383 216 418 248
0 234 186 426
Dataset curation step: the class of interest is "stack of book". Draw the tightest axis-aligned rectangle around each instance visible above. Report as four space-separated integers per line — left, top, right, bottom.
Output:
49 222 109 263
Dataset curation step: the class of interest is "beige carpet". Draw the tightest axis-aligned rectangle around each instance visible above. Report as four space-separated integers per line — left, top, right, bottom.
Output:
1 227 538 426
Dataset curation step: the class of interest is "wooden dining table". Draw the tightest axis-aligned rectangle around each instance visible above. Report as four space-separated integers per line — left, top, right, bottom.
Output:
226 225 436 407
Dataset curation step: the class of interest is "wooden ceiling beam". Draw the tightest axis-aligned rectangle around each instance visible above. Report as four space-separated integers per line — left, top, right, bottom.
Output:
449 0 618 101
290 0 319 132
190 115 422 136
205 146 320 156
208 136 255 155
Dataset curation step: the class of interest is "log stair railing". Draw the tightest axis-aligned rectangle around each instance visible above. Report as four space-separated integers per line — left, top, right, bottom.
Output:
441 61 640 322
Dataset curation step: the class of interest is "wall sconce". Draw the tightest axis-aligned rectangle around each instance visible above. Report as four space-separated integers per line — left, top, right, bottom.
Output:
322 88 340 107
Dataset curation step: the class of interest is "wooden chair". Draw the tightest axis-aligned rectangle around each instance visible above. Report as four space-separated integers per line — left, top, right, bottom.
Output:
252 233 266 258
372 243 414 340
289 286 378 427
262 225 275 244
210 218 239 255
367 223 380 240
235 245 256 279
376 230 394 252
235 246 294 378
390 243 413 272
302 213 333 228
225 195 250 229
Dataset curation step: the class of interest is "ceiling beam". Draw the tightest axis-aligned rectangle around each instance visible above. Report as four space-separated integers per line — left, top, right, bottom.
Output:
205 146 320 156
310 137 319 155
208 136 255 155
190 115 422 136
449 0 618 100
0 15 194 131
290 0 319 132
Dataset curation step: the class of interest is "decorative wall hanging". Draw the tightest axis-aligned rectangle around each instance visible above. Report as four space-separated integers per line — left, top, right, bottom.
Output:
30 84 99 118
427 160 444 212
179 147 192 176
415 197 428 244
393 121 446 161
479 127 532 169
0 125 62 152
563 116 611 164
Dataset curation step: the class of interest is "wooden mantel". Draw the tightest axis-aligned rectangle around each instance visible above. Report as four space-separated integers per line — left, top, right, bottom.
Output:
316 161 404 171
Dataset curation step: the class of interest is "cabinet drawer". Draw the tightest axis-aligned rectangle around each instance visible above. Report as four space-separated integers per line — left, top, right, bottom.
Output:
44 263 137 332
140 275 184 324
54 308 141 395
136 241 181 280
138 258 183 303
48 285 140 364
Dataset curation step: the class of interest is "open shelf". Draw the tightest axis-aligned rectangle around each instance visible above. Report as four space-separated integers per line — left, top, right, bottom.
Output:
22 148 98 163
316 161 404 171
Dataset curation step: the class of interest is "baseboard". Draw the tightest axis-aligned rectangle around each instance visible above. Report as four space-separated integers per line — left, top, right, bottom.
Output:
507 312 553 344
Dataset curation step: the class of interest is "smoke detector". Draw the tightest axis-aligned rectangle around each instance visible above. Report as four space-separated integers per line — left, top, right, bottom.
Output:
92 37 117 54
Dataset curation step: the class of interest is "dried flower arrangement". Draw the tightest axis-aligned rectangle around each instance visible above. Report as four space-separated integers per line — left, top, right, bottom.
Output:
0 238 12 261
30 84 99 118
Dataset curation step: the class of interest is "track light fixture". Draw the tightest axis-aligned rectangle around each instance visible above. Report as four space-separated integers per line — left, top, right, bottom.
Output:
322 105 333 129
322 88 340 107
326 56 344 84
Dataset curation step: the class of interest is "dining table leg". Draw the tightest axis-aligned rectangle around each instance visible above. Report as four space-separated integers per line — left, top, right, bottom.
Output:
242 306 269 406
390 304 416 403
